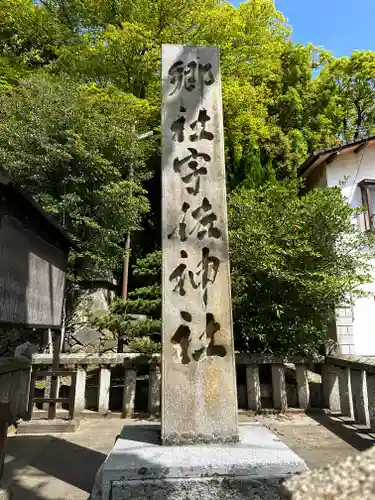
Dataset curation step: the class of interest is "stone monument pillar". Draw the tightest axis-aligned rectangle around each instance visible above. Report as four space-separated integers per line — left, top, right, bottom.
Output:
89 44 308 500
161 44 238 444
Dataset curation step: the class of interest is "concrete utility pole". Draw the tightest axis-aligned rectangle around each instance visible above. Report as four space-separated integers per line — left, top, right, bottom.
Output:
121 130 159 300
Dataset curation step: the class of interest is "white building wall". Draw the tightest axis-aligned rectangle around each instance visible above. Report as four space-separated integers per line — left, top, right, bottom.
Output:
323 144 375 355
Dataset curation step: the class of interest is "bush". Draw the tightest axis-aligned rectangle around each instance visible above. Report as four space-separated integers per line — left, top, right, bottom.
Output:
229 181 374 356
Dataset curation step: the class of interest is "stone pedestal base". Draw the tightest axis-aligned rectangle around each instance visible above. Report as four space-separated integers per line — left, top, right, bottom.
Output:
89 424 307 500
17 419 79 435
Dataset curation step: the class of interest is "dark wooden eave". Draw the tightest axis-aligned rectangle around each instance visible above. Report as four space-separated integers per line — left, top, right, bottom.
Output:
0 166 74 249
298 135 375 178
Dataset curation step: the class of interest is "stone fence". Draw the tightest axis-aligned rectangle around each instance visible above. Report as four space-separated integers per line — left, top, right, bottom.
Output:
0 353 326 422
0 359 31 422
323 354 375 430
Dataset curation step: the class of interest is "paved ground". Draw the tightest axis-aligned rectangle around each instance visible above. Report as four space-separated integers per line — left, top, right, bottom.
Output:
2 413 375 499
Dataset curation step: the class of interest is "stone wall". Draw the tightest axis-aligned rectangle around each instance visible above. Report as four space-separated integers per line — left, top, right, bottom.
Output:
65 286 118 355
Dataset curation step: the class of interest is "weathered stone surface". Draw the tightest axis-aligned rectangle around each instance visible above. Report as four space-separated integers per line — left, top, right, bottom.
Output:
280 444 375 500
0 488 12 500
14 342 38 360
111 478 283 500
16 418 79 434
338 367 354 419
0 328 40 359
89 424 307 500
322 365 341 412
350 369 369 425
72 327 102 348
246 365 261 412
66 286 117 355
161 44 238 445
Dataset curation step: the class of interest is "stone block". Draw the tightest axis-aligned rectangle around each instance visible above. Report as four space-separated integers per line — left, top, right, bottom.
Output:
271 365 287 411
366 373 375 430
148 366 161 417
122 369 137 417
322 365 341 413
74 366 87 415
98 367 111 415
73 327 102 347
161 44 238 445
280 442 375 500
0 488 12 500
246 365 261 412
350 370 370 425
89 424 308 500
295 365 310 410
338 367 354 419
16 419 79 434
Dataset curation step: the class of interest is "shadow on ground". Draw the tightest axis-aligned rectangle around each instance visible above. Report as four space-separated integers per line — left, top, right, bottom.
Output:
4 434 106 499
308 411 375 452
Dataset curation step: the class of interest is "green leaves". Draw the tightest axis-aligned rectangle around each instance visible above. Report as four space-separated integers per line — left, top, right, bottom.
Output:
229 182 375 356
89 251 161 354
0 73 154 277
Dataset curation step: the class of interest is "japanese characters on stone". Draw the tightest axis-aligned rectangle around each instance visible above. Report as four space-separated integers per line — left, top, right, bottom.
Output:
166 55 226 364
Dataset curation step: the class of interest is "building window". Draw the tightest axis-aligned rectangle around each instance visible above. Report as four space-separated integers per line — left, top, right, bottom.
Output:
359 179 375 231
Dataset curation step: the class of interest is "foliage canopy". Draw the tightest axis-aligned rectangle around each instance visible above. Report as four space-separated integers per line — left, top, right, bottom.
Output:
1 0 375 353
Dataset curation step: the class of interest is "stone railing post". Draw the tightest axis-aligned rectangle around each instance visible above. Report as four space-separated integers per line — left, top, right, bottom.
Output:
271 364 288 411
18 367 32 420
295 364 310 410
148 363 161 418
9 367 31 421
351 370 369 426
122 367 137 418
74 365 87 416
246 365 261 412
98 366 111 415
338 367 354 419
322 364 341 413
366 373 375 430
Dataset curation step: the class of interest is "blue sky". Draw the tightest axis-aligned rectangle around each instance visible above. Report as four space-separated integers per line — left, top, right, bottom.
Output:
231 1 375 57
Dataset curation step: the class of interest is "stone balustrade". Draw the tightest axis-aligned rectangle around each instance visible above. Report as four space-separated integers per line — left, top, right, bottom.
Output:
29 353 322 419
323 355 375 430
4 352 375 430
0 359 31 422
0 353 324 423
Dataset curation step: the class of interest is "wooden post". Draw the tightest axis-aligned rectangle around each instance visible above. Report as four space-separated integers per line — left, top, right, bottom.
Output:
48 330 62 420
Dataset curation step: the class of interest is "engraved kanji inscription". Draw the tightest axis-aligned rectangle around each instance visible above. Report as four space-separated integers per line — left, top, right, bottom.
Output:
173 148 211 195
171 311 226 364
168 198 222 242
169 250 199 296
170 116 186 143
170 108 214 144
190 109 214 142
169 248 220 306
197 247 220 307
192 313 227 361
168 60 215 96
